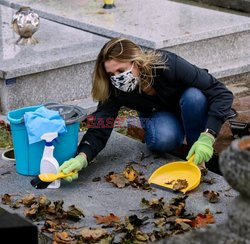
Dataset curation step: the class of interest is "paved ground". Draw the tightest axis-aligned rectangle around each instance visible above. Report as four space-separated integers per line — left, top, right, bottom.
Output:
0 131 238 242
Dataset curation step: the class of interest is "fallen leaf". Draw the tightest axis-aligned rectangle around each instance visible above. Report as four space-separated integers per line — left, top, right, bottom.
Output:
25 203 39 217
21 193 36 207
165 180 174 185
39 195 48 206
53 231 77 244
153 217 166 227
10 201 21 209
80 227 108 241
203 191 220 203
191 209 215 228
178 222 191 231
1 193 12 205
94 213 120 226
175 202 186 216
172 179 188 191
135 230 149 242
43 220 58 233
201 168 208 176
201 177 216 185
67 205 84 220
175 218 192 224
105 172 129 188
123 165 139 182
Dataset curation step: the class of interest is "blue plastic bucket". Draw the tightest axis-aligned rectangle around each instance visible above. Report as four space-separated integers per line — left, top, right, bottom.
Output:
7 104 85 176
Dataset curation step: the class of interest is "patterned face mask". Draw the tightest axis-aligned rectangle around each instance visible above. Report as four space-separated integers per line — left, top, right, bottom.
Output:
110 63 140 92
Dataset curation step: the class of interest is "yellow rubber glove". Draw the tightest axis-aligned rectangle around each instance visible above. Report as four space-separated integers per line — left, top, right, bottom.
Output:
186 132 215 165
58 154 88 182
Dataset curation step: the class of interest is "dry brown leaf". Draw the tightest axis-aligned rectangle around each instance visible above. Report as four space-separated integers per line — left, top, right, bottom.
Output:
67 205 84 220
178 222 191 231
21 193 36 207
80 227 107 241
153 218 166 227
123 165 139 182
105 172 129 188
1 193 12 205
135 230 149 242
192 209 215 228
201 168 208 176
43 220 58 233
94 213 120 226
165 180 174 185
53 231 77 244
39 195 47 206
172 179 188 191
203 190 220 203
201 177 216 185
175 218 192 224
25 203 39 217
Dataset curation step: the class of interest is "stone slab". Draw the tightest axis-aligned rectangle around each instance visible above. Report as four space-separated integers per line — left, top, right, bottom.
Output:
0 4 108 79
0 61 96 114
1 0 250 49
0 131 238 242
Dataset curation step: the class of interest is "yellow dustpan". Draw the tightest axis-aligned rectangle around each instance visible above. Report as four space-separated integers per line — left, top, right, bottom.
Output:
148 155 201 193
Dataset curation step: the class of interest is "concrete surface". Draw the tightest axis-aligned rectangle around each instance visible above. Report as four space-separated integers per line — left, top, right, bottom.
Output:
0 131 238 242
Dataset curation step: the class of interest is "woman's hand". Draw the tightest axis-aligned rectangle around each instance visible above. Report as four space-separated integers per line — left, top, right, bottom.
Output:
186 132 215 165
58 153 88 182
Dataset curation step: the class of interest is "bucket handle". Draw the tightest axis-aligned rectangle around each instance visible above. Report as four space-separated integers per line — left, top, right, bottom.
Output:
64 105 87 124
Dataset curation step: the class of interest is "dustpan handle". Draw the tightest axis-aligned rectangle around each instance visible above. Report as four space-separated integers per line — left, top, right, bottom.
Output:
187 155 195 164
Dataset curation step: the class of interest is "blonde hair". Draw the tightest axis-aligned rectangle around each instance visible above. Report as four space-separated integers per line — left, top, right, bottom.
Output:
92 37 165 103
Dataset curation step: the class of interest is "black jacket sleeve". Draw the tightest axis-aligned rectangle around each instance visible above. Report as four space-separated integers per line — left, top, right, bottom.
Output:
175 55 234 134
77 97 120 162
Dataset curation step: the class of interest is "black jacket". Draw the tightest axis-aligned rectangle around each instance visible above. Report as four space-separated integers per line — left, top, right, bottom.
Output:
78 51 234 162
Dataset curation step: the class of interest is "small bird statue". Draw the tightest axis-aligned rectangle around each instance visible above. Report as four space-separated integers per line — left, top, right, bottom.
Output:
12 6 40 45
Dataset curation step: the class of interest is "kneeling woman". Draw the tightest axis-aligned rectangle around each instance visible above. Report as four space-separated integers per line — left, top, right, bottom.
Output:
58 37 234 182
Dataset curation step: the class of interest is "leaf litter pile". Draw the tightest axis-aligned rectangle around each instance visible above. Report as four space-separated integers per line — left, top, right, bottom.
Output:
1 164 221 243
2 192 216 243
105 164 151 190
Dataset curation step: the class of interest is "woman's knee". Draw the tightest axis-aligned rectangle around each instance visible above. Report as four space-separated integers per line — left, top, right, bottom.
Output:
180 87 207 108
146 129 183 152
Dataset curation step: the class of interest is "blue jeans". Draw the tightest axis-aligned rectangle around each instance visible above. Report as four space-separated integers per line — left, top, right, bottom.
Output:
139 87 208 152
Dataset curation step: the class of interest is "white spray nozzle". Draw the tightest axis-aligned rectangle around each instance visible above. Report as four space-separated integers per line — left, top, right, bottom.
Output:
41 132 58 142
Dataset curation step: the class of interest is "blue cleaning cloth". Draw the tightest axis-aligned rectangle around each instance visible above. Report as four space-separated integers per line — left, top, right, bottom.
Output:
24 106 67 144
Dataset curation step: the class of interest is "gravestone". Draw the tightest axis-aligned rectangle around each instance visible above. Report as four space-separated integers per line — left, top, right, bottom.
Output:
0 0 250 113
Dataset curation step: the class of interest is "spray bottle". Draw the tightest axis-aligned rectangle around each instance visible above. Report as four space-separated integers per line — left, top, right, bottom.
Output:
40 132 60 189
